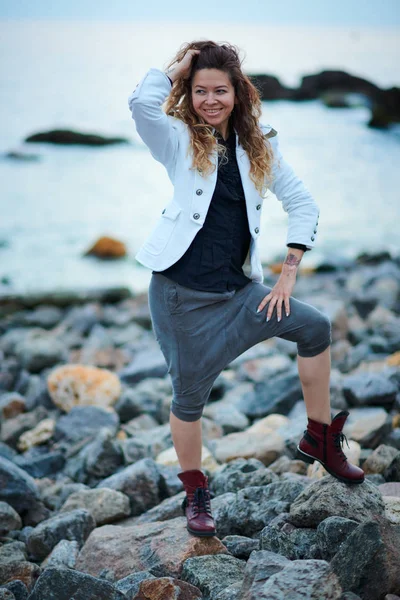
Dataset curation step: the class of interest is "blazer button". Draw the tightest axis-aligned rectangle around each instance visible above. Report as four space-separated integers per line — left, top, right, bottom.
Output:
311 236 315 241
254 227 259 234
196 189 203 196
314 229 317 233
256 204 261 210
193 213 200 220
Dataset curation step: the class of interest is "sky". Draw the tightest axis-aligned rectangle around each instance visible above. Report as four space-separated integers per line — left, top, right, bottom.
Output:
0 0 399 27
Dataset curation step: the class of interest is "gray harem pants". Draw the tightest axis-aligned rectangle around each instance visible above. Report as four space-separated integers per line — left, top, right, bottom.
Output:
148 272 332 422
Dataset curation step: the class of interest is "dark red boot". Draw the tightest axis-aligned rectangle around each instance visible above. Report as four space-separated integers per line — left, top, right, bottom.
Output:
296 410 365 484
177 469 216 537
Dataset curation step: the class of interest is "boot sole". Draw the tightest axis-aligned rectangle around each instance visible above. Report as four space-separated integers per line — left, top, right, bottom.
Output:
187 525 216 537
296 446 364 485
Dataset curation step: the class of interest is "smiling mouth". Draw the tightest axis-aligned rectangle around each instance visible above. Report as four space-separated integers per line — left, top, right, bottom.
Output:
204 108 223 115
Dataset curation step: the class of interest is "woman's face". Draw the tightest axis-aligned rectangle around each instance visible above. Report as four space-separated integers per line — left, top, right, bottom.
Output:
191 68 237 138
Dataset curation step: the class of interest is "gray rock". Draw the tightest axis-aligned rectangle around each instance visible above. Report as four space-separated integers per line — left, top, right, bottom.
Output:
385 428 400 450
260 514 320 560
0 502 22 535
54 405 119 443
41 482 88 511
214 481 307 538
331 517 400 600
289 476 385 527
0 589 15 600
210 458 278 496
83 429 123 478
384 453 400 482
363 444 399 475
62 304 102 335
114 388 143 423
14 330 67 373
239 550 291 599
338 342 372 373
237 370 303 418
0 441 18 461
1 580 28 600
14 452 65 479
20 306 63 329
42 539 79 569
26 566 126 600
343 407 392 449
221 535 260 560
203 400 249 434
96 458 163 516
214 581 243 600
0 456 40 513
0 406 48 448
255 559 342 599
119 491 185 526
59 488 131 526
114 570 156 600
0 541 27 564
118 347 168 384
316 516 359 560
339 593 362 600
117 378 172 424
153 463 183 497
181 554 246 600
343 373 397 408
119 424 172 464
27 508 96 560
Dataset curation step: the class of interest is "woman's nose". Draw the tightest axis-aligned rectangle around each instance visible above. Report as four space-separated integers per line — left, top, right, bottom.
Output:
205 93 217 103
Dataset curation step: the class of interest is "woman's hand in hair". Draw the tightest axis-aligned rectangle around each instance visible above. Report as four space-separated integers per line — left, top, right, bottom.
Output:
166 49 200 83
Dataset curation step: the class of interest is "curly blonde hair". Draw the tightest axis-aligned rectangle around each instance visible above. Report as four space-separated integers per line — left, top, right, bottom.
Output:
164 40 274 197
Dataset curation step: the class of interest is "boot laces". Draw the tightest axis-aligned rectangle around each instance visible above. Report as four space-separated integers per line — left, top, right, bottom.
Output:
333 431 350 463
182 486 213 517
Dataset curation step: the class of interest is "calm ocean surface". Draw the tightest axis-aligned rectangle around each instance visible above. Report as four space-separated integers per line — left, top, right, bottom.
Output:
0 20 399 297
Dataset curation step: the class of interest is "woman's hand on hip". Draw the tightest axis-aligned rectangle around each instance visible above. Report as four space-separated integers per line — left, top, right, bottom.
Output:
257 269 297 322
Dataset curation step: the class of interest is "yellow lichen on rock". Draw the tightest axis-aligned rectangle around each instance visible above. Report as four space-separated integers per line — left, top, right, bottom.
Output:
17 418 56 451
47 364 121 412
387 351 400 367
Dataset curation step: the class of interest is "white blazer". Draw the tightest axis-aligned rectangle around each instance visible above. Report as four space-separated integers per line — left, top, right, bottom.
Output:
128 68 319 284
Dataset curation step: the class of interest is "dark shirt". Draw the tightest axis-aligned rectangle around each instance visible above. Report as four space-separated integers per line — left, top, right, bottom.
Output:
155 125 253 292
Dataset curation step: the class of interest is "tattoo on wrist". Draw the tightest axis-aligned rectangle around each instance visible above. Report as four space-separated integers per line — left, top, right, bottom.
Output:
284 253 301 268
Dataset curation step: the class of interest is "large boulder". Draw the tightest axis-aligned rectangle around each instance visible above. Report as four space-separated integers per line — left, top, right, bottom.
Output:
27 509 96 560
26 566 126 599
289 477 385 527
76 518 227 580
331 516 400 599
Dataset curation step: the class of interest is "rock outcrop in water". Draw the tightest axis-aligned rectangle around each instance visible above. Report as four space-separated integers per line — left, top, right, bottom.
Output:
25 129 129 146
0 251 400 599
250 69 400 129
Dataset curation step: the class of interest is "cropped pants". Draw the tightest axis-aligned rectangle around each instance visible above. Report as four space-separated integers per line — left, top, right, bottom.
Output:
148 272 332 422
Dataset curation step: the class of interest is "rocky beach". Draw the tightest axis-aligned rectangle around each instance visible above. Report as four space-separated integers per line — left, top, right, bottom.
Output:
0 250 399 599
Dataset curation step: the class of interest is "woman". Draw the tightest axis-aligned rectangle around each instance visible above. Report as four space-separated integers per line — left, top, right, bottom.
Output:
128 41 364 538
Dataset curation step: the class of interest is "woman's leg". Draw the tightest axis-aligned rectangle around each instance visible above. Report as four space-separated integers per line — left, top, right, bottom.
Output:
297 345 332 424
170 411 202 471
